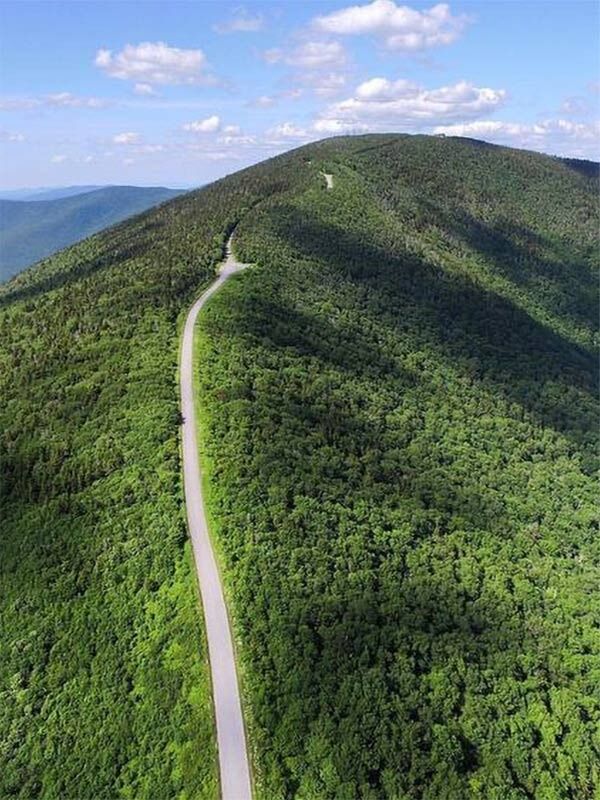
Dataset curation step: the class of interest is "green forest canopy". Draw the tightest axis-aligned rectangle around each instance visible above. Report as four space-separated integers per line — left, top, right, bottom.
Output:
1 134 598 799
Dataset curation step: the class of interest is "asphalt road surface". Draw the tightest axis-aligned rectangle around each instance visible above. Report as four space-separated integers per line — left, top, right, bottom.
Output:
180 235 252 800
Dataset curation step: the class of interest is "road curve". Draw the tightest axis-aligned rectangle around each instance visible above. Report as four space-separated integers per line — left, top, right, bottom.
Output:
180 234 252 800
321 171 334 189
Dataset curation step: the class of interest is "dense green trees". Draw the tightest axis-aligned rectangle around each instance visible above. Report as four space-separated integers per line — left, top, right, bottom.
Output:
0 163 296 798
1 134 598 798
195 136 599 798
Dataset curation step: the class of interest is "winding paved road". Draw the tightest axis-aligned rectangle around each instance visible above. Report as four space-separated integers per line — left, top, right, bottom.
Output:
180 235 252 800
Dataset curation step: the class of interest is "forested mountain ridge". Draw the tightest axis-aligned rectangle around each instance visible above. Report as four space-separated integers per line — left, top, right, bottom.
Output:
208 136 598 798
1 134 598 799
0 185 183 282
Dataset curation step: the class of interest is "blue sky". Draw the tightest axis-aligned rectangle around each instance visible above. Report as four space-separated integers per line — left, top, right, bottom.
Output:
0 0 598 188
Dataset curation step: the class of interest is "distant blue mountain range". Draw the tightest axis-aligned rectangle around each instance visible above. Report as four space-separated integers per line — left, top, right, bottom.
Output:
0 185 185 282
0 185 107 201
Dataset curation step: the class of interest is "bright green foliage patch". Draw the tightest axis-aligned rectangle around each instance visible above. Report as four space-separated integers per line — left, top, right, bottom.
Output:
195 136 599 799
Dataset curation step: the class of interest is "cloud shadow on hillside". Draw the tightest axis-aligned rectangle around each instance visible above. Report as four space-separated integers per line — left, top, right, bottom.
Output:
260 203 597 457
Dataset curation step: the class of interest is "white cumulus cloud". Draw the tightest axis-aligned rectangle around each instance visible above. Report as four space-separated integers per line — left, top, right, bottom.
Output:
355 77 416 99
266 122 310 141
313 0 469 51
95 41 211 85
317 78 506 131
433 119 600 159
183 115 221 133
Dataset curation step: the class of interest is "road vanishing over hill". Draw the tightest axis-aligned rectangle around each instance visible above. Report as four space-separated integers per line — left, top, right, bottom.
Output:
321 171 334 189
180 235 252 800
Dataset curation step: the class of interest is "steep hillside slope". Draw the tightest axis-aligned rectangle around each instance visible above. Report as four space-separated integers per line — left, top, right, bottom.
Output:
0 185 183 281
199 137 599 798
0 158 299 799
1 135 598 799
